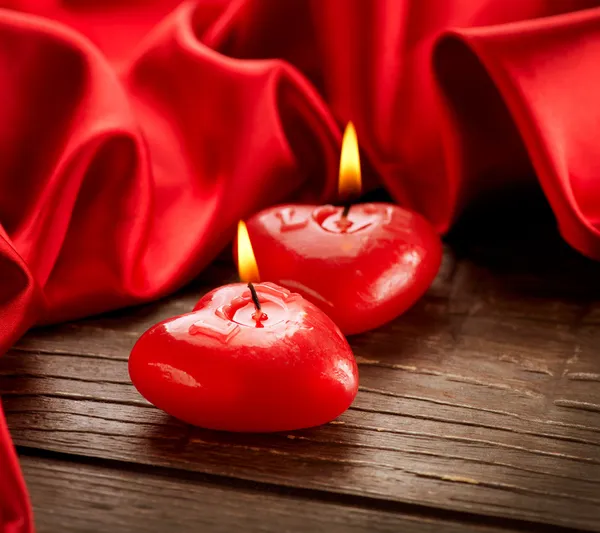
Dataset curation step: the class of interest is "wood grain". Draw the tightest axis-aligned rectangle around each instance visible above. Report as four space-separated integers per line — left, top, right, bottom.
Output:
3 270 600 529
4 198 600 532
21 455 521 533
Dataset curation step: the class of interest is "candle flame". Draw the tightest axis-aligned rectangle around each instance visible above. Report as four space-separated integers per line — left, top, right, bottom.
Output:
338 121 361 201
237 220 260 283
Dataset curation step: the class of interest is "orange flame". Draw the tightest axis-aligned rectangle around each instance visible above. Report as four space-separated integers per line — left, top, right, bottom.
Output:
237 220 260 283
338 121 361 201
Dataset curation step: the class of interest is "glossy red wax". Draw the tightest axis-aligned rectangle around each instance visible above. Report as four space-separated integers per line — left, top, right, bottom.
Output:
243 203 442 335
129 282 358 432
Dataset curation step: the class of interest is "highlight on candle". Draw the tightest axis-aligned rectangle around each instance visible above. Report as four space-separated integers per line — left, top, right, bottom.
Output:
237 220 260 283
338 121 362 201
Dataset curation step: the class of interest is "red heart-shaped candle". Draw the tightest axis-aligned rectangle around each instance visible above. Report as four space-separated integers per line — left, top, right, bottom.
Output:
243 203 442 335
129 282 358 432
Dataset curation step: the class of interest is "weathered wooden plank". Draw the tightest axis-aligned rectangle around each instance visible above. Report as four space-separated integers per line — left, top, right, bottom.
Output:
3 309 600 530
20 455 529 533
8 298 597 439
8 391 600 522
5 234 600 531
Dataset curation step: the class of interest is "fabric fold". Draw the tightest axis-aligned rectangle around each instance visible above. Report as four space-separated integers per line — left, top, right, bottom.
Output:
434 6 600 259
0 402 32 533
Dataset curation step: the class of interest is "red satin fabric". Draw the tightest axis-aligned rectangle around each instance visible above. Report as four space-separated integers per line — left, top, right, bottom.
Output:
3 1 600 530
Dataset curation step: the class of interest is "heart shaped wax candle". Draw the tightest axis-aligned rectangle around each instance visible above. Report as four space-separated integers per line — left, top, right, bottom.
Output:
129 282 358 432
236 123 442 335
244 203 442 335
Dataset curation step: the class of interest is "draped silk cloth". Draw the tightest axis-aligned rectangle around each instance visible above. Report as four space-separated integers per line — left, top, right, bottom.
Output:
3 1 600 530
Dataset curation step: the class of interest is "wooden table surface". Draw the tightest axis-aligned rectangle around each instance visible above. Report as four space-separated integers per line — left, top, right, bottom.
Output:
2 192 600 532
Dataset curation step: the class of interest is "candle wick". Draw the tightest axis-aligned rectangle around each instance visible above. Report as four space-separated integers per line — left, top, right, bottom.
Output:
247 282 261 311
247 282 264 322
341 204 351 219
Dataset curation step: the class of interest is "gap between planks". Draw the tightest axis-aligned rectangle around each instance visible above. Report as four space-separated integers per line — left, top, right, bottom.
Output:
16 447 588 533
